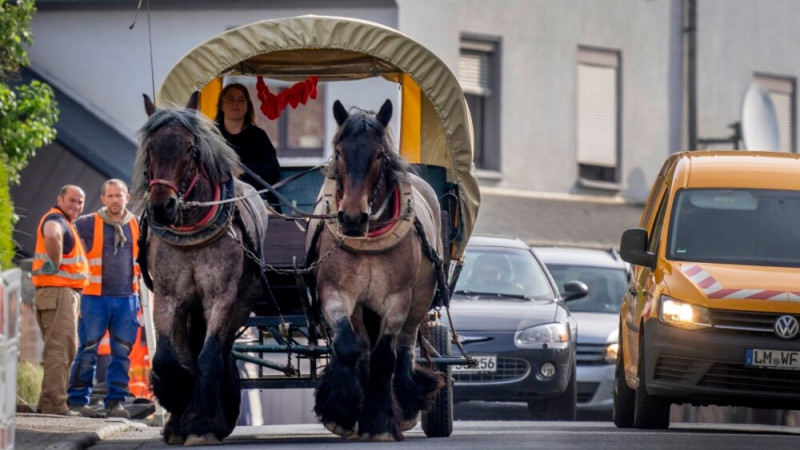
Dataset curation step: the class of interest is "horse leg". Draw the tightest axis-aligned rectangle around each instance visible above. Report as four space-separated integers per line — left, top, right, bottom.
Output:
315 316 363 438
357 330 403 441
181 334 228 446
151 335 194 445
393 330 445 431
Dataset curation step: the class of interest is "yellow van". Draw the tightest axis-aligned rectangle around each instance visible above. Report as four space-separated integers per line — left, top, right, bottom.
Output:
614 151 800 429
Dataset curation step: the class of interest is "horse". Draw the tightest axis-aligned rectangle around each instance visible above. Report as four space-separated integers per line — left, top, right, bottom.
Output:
306 99 446 441
132 94 270 446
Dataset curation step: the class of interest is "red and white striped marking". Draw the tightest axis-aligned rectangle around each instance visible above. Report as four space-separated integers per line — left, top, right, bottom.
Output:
682 264 797 301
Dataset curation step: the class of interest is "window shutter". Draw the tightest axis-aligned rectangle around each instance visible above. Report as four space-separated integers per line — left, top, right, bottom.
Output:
460 51 491 96
578 63 618 167
770 91 792 152
755 75 795 153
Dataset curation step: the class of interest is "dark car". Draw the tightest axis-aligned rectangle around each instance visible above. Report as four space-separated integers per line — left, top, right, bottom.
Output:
447 235 586 420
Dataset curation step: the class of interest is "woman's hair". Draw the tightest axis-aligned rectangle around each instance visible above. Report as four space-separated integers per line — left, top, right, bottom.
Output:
215 83 255 126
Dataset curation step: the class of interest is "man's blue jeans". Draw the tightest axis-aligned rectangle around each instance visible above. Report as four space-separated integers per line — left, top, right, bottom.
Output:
67 294 140 406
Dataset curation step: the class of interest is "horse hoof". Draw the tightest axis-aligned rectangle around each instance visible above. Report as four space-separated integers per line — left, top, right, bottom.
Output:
184 433 221 446
324 421 357 438
164 434 185 445
360 432 397 442
398 414 419 432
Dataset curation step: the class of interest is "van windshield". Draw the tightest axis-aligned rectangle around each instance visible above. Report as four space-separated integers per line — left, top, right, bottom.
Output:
668 189 800 267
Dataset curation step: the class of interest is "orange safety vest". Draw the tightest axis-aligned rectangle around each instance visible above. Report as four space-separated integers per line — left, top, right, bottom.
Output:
84 214 141 296
32 208 89 289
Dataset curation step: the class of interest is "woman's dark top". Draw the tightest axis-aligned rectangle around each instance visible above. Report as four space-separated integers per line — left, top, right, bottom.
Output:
220 124 282 209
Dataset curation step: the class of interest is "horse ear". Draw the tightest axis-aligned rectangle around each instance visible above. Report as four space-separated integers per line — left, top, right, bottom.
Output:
333 100 348 126
376 99 392 127
143 94 157 117
185 91 199 111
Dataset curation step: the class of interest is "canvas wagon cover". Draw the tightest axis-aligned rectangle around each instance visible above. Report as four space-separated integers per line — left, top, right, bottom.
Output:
156 15 479 258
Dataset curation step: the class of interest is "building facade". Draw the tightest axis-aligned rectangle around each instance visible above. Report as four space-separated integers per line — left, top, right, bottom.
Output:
13 0 800 254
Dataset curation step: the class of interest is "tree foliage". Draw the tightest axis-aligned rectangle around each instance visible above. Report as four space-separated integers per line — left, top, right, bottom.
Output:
1 0 59 185
0 0 58 268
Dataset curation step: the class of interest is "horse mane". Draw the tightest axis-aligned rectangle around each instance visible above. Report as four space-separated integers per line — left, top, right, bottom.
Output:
326 106 414 184
132 107 242 213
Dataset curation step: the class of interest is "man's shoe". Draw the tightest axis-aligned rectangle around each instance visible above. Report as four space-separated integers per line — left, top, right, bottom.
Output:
105 399 131 419
56 409 82 417
69 404 101 418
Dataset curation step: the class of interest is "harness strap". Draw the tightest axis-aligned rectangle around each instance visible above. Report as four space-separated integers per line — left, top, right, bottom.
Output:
136 212 154 292
412 216 450 309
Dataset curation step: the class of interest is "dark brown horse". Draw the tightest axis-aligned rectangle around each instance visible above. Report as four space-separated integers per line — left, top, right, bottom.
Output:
133 95 269 446
306 99 445 441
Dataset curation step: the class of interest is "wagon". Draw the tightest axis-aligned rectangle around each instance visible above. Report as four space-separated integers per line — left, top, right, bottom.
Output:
154 15 480 437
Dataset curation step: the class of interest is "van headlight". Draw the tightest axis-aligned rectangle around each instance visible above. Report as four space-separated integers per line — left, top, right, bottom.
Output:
660 296 711 330
515 323 570 346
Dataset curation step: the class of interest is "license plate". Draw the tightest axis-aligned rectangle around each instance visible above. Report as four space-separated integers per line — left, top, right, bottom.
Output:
452 355 497 373
745 348 800 371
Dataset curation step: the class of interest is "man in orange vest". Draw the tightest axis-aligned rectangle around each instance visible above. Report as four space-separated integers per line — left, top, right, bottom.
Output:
66 179 142 419
32 185 89 416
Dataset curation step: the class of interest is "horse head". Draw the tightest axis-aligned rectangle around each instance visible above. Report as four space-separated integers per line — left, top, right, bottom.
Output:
330 99 402 236
135 93 238 227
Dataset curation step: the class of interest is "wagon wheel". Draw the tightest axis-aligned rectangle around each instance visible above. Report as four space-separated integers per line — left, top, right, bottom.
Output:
420 317 453 438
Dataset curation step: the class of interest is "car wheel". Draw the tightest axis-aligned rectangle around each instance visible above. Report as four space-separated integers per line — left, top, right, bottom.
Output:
633 335 670 429
612 338 635 428
527 363 577 421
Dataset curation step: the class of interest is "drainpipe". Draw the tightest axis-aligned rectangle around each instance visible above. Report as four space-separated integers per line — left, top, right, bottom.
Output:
685 0 697 150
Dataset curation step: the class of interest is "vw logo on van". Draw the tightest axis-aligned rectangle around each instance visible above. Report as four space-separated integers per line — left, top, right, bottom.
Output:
774 315 799 339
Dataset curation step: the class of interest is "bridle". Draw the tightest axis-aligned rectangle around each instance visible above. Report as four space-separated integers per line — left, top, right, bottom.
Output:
145 143 205 207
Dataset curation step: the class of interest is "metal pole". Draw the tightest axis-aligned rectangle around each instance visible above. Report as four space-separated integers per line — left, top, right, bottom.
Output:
686 0 698 150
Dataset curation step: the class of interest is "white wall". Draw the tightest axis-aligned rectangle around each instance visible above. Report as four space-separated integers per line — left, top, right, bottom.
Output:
30 5 397 146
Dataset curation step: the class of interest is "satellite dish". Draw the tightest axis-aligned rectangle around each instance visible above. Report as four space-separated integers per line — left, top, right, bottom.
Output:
741 82 780 151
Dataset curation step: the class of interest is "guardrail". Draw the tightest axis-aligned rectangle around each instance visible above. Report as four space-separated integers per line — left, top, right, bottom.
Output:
1 268 22 450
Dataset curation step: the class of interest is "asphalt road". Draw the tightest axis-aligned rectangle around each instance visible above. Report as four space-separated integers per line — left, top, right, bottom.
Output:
87 420 800 450
84 401 799 450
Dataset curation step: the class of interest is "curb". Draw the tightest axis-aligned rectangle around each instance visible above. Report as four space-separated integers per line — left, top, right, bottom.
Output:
43 418 145 450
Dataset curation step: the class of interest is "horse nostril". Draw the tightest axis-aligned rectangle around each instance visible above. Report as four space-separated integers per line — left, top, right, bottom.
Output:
358 213 369 226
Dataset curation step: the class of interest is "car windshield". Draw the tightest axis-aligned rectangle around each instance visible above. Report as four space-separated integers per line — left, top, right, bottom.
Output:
668 189 800 267
454 247 555 299
545 264 626 313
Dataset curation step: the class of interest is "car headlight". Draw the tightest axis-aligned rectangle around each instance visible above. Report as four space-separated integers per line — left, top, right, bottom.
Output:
660 296 711 330
515 323 570 347
604 342 619 364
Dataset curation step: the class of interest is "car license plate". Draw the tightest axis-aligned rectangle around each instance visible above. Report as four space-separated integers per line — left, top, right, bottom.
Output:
452 355 497 373
745 348 800 371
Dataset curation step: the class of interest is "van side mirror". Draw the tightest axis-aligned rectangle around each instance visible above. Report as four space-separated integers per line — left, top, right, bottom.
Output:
562 280 588 302
619 228 657 269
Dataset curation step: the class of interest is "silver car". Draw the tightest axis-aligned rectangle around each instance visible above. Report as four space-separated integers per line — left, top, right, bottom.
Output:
532 246 627 418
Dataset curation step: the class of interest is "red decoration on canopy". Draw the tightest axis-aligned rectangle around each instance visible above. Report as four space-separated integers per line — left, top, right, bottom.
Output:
256 76 319 120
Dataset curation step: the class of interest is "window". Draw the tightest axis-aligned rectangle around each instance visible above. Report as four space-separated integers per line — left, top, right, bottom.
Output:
230 77 326 159
577 47 621 183
460 37 500 171
755 75 796 153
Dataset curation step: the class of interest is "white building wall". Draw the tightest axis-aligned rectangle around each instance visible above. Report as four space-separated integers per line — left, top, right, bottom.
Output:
396 0 679 202
30 4 397 148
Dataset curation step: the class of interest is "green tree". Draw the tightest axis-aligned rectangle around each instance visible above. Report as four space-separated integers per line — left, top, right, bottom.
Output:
0 0 58 268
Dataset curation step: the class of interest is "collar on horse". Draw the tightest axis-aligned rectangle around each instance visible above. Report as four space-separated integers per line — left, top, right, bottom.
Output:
147 177 236 248
320 177 417 253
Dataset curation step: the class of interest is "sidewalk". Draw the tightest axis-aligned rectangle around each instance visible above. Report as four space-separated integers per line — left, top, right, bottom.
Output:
13 413 146 450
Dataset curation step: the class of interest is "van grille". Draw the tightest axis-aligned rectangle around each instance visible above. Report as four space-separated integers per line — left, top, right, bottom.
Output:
453 358 529 384
711 309 791 335
701 363 800 394
655 355 800 394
